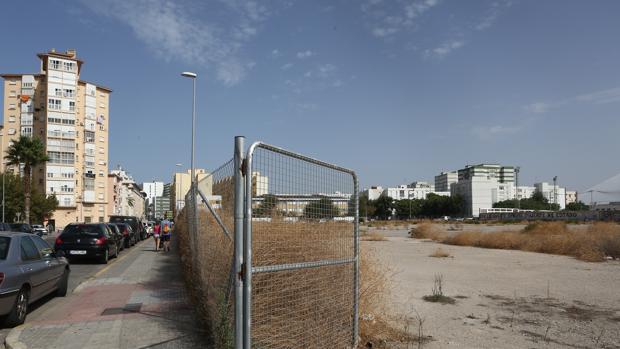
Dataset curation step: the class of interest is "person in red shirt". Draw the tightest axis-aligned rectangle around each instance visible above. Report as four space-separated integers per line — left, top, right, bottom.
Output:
153 222 161 252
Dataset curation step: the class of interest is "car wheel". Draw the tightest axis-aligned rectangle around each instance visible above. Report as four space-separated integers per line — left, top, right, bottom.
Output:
100 249 109 264
4 288 29 327
56 269 69 297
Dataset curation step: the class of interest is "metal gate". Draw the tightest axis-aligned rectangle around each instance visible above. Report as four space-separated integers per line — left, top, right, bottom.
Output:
184 136 358 348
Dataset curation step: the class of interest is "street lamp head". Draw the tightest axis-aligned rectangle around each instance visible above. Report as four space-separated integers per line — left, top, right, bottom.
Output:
175 163 183 167
181 71 197 78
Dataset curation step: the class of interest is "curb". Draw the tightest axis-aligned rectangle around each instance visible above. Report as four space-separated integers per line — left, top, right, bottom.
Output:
4 324 29 349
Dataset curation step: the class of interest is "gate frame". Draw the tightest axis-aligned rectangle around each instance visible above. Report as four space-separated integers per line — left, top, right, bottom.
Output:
239 140 359 349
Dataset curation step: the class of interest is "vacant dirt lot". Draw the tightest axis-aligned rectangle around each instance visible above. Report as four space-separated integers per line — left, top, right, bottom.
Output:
363 226 620 349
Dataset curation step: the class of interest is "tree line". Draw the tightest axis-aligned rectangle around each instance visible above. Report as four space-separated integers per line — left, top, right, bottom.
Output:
359 193 466 220
493 191 590 211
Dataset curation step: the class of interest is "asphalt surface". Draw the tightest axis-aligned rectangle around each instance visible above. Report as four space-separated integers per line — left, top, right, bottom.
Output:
0 234 152 348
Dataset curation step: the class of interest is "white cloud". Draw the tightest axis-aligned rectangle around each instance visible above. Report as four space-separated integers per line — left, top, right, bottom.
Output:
524 86 620 114
317 64 336 78
472 124 522 140
80 0 269 86
425 40 465 58
475 0 512 31
363 0 441 39
281 63 293 70
271 49 280 57
296 50 314 59
332 80 343 87
523 102 550 114
575 87 620 104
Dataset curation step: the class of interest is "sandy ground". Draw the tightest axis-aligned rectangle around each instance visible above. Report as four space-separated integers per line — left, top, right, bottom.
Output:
362 226 620 349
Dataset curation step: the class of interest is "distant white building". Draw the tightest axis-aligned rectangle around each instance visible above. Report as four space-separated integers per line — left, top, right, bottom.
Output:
516 186 536 200
435 171 458 192
383 183 449 201
143 182 164 205
451 164 516 217
565 191 578 206
534 182 567 210
362 186 384 200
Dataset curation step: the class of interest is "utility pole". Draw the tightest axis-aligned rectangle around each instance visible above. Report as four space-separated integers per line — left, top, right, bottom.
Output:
515 166 520 210
553 176 558 209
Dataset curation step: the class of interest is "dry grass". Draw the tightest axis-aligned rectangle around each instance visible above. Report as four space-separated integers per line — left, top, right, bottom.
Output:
362 232 388 241
429 247 451 258
359 247 417 348
411 221 620 262
176 185 410 348
409 221 447 240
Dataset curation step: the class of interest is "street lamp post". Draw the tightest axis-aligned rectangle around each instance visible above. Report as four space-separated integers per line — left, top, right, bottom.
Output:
515 166 520 210
181 72 197 234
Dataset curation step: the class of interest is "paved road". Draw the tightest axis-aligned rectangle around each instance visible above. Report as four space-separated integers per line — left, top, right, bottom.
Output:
0 235 152 348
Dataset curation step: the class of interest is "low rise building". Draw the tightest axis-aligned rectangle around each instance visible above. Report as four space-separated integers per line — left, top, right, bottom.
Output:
361 186 384 200
534 182 567 210
108 168 146 219
451 164 516 217
565 191 578 206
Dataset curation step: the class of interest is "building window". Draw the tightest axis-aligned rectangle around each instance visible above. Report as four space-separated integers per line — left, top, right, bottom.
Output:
98 216 104 223
9 90 16 97
69 101 75 111
47 172 54 178
84 216 92 223
85 131 95 143
64 89 74 97
8 116 16 123
9 81 16 85
48 98 61 110
21 127 33 137
63 61 75 72
55 88 63 97
9 104 16 110
47 151 75 165
22 82 33 88
50 60 61 70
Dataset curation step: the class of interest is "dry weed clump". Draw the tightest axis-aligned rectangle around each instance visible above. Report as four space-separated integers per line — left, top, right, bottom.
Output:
429 247 451 258
412 221 620 262
409 221 445 240
362 232 388 241
358 247 416 348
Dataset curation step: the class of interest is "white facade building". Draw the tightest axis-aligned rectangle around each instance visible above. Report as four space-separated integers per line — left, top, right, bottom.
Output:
451 164 516 217
362 186 384 201
143 182 164 204
383 183 450 201
534 182 567 210
516 186 536 200
435 171 458 192
565 191 578 206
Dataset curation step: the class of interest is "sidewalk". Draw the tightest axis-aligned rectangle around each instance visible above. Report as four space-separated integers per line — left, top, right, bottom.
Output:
5 240 210 349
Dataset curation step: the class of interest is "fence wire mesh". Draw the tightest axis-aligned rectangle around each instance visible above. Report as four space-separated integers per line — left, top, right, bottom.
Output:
180 160 236 347
248 144 358 349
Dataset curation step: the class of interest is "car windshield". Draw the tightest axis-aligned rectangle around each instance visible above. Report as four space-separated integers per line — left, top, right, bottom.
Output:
0 237 9 259
62 225 102 237
110 217 137 224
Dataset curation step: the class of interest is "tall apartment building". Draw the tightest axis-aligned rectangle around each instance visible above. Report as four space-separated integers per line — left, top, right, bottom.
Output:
1 49 111 228
452 164 516 217
434 171 458 192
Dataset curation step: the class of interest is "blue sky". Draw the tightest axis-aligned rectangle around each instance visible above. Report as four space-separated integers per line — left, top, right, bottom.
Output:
1 0 619 196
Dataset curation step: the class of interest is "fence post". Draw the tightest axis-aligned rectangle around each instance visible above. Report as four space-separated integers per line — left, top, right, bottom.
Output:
243 143 256 349
353 174 360 347
234 136 245 349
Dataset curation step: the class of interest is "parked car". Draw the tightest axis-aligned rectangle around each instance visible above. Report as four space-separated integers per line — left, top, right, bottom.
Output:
0 223 12 232
109 216 146 240
0 232 70 326
9 223 33 235
31 225 47 236
54 223 119 264
105 223 125 252
112 223 137 249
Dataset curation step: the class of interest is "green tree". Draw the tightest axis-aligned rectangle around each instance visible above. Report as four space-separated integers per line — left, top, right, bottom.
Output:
4 136 49 224
304 196 339 219
255 194 278 217
30 192 58 224
565 201 589 211
0 172 25 222
419 194 464 218
373 196 394 220
394 199 423 219
494 191 560 211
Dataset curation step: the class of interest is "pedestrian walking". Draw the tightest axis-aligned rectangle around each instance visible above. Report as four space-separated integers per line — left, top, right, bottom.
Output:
161 218 172 252
153 221 161 252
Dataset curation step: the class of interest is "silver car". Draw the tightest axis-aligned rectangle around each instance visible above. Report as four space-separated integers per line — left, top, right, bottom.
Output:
0 232 70 326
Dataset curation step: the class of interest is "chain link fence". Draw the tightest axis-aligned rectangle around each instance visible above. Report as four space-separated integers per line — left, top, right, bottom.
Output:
177 138 358 349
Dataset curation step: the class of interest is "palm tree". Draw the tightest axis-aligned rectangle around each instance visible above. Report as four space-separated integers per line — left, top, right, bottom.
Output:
4 136 49 224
